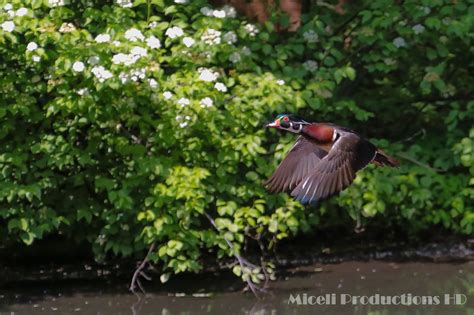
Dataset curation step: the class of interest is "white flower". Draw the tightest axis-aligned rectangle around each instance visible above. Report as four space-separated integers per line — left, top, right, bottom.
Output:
393 37 406 48
222 5 237 18
241 46 251 56
130 46 147 57
113 40 121 46
276 79 285 86
384 58 396 66
177 97 190 107
119 72 130 84
77 88 89 96
32 55 41 62
1 21 15 32
213 9 226 18
146 36 161 49
116 0 132 8
148 21 158 28
214 82 227 92
95 34 111 43
124 28 144 42
72 61 85 72
7 10 14 17
229 52 241 63
130 74 138 82
163 91 173 100
223 31 237 44
412 24 425 34
200 97 213 108
15 8 28 17
130 68 146 81
200 7 213 16
88 56 100 65
176 115 191 128
91 66 113 82
202 29 221 45
182 37 195 47
112 53 138 66
201 51 212 60
4 4 12 10
198 68 218 82
303 60 318 72
244 23 258 37
59 22 76 33
165 26 184 39
148 78 158 88
174 0 188 3
26 42 38 52
303 30 319 43
49 0 65 7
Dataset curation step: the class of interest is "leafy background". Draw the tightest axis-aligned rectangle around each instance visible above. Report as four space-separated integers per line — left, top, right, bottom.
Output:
0 0 473 282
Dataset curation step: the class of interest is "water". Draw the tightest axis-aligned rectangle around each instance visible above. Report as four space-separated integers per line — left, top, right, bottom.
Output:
1 261 473 314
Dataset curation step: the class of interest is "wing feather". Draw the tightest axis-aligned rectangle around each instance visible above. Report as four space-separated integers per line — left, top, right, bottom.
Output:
265 136 327 193
291 133 376 204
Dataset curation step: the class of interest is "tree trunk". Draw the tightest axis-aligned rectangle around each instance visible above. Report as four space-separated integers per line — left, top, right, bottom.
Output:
211 0 303 32
279 0 301 31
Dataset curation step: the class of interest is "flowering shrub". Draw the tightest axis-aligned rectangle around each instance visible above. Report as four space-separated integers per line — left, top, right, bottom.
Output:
0 0 473 282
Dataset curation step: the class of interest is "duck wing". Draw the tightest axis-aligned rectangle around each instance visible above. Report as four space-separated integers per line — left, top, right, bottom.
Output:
265 136 327 193
291 132 376 204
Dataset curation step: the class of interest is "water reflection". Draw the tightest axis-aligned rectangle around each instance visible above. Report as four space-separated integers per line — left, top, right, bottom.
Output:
1 261 473 315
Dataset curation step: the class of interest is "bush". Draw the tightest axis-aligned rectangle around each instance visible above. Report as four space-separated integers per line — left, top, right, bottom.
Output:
0 0 472 281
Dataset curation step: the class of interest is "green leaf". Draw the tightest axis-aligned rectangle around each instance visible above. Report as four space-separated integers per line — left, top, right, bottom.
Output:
32 0 43 9
269 219 278 233
324 57 335 66
346 67 356 80
21 232 35 245
262 44 272 55
77 209 92 223
8 218 28 231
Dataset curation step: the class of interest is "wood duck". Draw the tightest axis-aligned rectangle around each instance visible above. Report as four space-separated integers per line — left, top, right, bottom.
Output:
265 114 399 204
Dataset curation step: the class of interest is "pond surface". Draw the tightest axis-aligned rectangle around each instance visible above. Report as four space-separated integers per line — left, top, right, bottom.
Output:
1 261 473 314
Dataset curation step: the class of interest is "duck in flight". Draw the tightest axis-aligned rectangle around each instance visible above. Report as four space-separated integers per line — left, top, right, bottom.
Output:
265 114 399 204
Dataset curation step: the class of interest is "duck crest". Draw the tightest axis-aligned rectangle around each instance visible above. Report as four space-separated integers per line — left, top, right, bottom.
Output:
303 124 334 143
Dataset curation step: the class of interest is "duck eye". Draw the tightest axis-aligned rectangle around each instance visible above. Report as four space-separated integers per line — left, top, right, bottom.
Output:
283 116 289 122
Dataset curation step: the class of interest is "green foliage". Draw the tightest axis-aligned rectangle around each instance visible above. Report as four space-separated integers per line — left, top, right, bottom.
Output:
0 0 472 281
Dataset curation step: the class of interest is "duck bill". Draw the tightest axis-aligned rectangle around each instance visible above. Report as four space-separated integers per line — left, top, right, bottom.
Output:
265 119 280 128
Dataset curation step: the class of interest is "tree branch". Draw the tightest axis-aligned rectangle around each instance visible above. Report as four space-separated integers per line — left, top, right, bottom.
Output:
129 242 156 294
395 153 445 173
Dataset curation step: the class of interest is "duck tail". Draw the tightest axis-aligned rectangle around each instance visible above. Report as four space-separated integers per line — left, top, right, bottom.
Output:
372 149 400 167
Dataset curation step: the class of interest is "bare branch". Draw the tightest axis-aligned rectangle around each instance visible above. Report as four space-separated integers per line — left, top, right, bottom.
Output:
396 153 445 173
129 242 156 294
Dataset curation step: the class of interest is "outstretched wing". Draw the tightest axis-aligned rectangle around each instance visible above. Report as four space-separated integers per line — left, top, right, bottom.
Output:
291 133 376 204
265 136 327 193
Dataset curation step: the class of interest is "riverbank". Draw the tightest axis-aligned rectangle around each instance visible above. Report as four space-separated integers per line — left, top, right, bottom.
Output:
2 237 473 284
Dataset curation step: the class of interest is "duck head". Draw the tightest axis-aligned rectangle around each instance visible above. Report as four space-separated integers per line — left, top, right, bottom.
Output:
265 114 310 134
